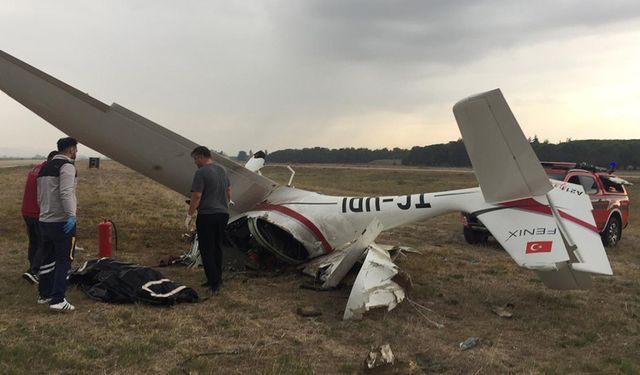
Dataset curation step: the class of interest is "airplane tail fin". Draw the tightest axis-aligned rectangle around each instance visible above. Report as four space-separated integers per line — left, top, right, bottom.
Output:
453 89 612 289
453 89 553 203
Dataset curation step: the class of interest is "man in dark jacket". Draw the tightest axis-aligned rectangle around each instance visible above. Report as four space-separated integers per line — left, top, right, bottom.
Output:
37 137 79 312
186 146 230 293
21 151 58 284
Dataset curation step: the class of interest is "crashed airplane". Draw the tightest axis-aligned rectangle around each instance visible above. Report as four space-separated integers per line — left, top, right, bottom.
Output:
0 50 613 319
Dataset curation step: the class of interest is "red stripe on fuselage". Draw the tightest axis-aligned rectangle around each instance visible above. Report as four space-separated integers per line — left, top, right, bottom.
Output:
257 204 332 253
500 198 598 233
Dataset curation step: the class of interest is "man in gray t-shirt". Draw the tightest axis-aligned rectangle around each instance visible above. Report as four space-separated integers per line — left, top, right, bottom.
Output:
186 146 230 293
190 163 229 215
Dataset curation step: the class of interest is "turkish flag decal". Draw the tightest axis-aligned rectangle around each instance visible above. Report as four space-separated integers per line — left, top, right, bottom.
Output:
525 241 553 254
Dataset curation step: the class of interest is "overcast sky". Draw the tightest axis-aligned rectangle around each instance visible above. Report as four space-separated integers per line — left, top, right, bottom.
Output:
1 0 640 157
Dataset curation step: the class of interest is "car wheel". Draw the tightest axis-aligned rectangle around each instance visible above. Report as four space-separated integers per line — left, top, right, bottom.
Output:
463 226 488 245
601 216 622 248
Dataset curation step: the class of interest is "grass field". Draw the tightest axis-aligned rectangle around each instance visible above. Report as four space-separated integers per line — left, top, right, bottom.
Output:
0 161 638 374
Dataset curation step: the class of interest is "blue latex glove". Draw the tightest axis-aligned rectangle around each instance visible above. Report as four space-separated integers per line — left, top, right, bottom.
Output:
63 216 76 234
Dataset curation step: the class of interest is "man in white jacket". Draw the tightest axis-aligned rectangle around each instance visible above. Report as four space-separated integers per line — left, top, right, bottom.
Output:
36 137 78 312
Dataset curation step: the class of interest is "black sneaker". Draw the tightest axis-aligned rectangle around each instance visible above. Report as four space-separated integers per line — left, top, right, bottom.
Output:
22 271 39 285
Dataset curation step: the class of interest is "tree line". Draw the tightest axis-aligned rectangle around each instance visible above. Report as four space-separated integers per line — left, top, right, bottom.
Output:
256 139 640 169
263 147 408 164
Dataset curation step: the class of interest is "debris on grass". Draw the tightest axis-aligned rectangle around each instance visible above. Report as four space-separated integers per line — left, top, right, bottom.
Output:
364 344 395 371
459 337 480 351
491 303 514 318
465 257 479 264
296 306 322 317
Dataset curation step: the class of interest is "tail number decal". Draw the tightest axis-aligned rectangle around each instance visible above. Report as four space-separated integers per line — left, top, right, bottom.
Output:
525 241 553 254
341 194 431 213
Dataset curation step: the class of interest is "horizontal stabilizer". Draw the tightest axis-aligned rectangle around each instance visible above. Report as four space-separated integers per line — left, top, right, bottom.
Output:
546 181 613 276
475 196 571 269
453 89 552 203
475 180 612 289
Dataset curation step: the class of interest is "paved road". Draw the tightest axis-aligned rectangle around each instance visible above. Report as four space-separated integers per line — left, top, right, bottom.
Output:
269 163 475 174
270 163 640 179
0 159 42 168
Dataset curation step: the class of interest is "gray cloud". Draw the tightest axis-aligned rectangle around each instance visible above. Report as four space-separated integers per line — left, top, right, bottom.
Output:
275 0 640 65
1 1 639 156
246 0 640 120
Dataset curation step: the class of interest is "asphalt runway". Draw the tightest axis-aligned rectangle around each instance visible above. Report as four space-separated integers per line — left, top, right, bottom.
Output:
0 159 42 168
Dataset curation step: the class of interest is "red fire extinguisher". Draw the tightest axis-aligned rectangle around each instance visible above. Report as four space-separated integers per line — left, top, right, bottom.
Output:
98 219 117 257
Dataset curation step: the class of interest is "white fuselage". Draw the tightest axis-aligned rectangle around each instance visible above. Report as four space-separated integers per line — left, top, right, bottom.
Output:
239 185 492 258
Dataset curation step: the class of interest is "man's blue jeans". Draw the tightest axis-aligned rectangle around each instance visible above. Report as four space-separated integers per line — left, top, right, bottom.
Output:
38 221 76 304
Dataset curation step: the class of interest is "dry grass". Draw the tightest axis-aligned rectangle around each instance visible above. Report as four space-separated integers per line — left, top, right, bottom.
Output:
0 161 639 374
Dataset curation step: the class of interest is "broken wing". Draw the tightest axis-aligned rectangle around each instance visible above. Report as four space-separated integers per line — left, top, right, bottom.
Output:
0 50 277 214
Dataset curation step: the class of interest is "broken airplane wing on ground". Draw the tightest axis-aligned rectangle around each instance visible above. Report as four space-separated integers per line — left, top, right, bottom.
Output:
0 50 275 215
0 50 613 320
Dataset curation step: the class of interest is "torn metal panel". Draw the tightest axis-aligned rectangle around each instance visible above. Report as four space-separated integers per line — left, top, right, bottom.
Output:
375 244 422 255
300 248 349 279
383 244 423 262
300 219 383 286
247 216 311 264
244 211 319 263
343 244 406 320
